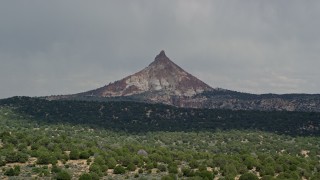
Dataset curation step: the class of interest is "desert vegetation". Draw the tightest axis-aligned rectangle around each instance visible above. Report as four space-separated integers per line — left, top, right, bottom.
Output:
0 98 320 179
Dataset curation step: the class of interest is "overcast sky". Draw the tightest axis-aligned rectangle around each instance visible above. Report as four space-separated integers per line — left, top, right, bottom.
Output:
1 1 320 99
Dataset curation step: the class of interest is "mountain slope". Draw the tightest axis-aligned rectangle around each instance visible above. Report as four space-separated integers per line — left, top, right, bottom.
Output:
47 51 320 112
48 50 213 105
81 50 212 97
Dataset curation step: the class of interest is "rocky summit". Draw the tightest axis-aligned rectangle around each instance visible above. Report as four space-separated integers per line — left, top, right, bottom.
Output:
48 51 320 112
75 50 213 104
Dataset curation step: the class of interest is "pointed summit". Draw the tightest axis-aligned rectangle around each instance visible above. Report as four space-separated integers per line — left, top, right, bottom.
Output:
78 51 213 103
156 50 167 59
149 50 176 68
153 50 171 65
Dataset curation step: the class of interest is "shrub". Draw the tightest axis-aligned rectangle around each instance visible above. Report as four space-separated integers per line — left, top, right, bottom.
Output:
79 173 92 180
106 157 117 169
138 168 143 174
239 172 259 180
261 175 275 180
0 160 6 167
260 165 275 176
277 172 299 180
69 149 80 160
114 165 126 174
168 164 178 174
127 163 136 171
89 172 100 180
87 158 92 165
56 170 71 180
195 170 214 180
37 153 57 165
157 164 167 172
145 162 154 170
89 164 102 174
32 167 50 177
79 151 90 159
5 152 28 163
182 167 194 177
94 156 105 165
161 174 176 180
4 168 16 176
52 165 62 173
4 166 20 176
189 160 199 169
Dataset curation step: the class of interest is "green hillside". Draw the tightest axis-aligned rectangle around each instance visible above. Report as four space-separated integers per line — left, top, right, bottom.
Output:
1 96 320 135
0 97 320 179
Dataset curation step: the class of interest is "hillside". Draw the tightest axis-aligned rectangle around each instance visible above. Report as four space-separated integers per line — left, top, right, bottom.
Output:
0 98 320 179
1 96 320 136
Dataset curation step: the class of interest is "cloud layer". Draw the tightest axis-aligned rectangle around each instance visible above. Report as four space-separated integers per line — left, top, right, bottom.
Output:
1 1 319 98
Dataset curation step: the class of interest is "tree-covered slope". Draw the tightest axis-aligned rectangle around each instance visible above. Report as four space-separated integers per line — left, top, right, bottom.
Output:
1 107 320 179
1 96 319 136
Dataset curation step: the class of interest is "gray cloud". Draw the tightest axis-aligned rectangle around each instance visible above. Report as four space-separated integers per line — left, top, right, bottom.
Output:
1 0 320 98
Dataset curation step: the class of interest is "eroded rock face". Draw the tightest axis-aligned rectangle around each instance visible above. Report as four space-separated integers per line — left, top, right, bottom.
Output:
48 51 320 112
81 50 213 98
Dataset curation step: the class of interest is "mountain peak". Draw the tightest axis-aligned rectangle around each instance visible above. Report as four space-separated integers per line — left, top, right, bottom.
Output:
156 50 167 58
154 50 169 63
150 50 175 68
79 51 213 102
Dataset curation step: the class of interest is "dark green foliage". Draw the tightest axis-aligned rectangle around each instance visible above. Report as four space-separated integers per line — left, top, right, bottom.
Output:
69 149 80 160
277 172 299 180
114 165 126 174
0 160 5 167
157 164 167 172
32 166 50 177
89 172 100 180
4 165 20 176
52 165 62 173
106 157 117 169
259 165 275 176
243 156 258 170
127 163 136 171
311 173 320 180
239 172 259 180
222 163 237 177
161 174 177 180
182 167 193 177
56 170 71 180
93 156 105 165
261 175 275 180
200 90 320 102
79 173 92 180
4 168 16 176
79 151 90 159
194 170 214 180
168 163 178 174
1 101 320 179
37 152 57 165
89 164 102 175
144 162 154 170
2 96 320 136
189 159 199 169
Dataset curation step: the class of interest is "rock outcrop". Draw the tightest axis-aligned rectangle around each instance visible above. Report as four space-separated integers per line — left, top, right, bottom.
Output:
47 51 320 112
77 50 213 104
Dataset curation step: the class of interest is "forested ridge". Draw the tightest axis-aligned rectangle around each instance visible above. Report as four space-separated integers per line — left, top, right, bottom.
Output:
0 96 320 136
0 96 320 179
